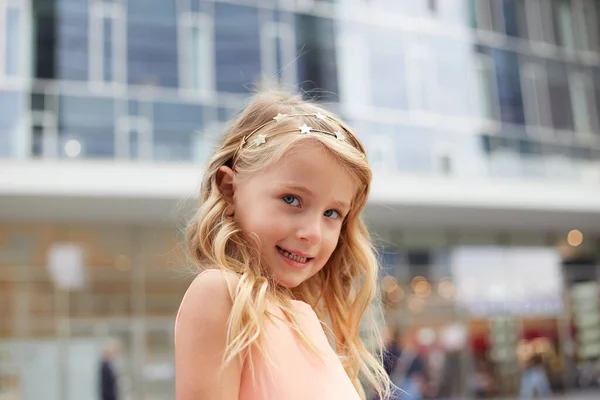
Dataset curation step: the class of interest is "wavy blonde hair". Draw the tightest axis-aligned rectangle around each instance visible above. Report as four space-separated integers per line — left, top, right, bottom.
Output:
186 91 392 399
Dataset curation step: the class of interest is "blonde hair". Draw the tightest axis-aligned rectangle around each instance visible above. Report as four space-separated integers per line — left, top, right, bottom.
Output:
186 91 392 399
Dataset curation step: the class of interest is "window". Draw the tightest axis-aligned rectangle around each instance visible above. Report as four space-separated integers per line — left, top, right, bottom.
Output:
56 0 89 81
520 63 551 128
32 0 56 79
366 133 397 173
295 14 338 100
152 101 203 162
0 90 26 158
2 6 23 77
537 0 556 43
90 1 125 84
569 72 598 135
368 26 407 110
58 95 115 158
405 44 438 112
503 0 529 39
546 61 574 131
260 22 295 87
127 0 178 87
338 30 371 113
573 0 599 52
594 69 600 135
115 116 152 160
490 48 525 125
474 54 500 120
522 0 556 43
552 0 576 50
469 0 504 33
178 12 214 92
214 3 261 93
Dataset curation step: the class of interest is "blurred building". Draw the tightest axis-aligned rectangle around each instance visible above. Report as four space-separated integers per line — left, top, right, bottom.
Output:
1 0 600 399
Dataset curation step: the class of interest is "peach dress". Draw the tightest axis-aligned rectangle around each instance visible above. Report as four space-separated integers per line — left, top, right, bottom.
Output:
176 269 361 400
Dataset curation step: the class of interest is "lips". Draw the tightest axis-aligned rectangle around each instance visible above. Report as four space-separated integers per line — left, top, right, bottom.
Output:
276 246 312 264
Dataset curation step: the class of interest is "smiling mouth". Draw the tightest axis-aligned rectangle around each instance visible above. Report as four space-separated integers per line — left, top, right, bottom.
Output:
276 246 312 263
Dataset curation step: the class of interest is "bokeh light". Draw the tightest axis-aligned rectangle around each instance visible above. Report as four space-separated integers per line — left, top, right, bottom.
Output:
438 279 456 299
64 139 82 158
381 275 398 293
408 295 425 313
414 280 432 298
387 286 405 303
567 229 583 247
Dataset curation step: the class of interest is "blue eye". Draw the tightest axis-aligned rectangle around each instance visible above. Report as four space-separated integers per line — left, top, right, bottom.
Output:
324 209 341 219
282 195 300 207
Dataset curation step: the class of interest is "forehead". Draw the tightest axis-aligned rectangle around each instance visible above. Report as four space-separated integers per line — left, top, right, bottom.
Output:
260 141 357 204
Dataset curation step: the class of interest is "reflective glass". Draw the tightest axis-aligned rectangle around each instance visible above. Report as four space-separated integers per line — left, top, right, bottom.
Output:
546 61 574 131
0 90 24 158
127 0 178 87
58 96 115 158
295 14 338 99
56 7 88 81
368 27 408 110
153 102 204 162
487 48 525 125
214 3 261 93
5 8 21 75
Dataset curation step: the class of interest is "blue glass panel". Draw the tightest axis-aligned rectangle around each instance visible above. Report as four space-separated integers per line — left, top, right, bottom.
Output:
214 3 261 93
103 17 113 82
5 8 21 75
57 10 89 81
153 102 204 161
368 27 408 110
546 60 574 131
487 48 525 125
295 14 338 99
127 0 178 87
502 0 527 38
59 96 115 158
0 90 23 158
431 37 472 117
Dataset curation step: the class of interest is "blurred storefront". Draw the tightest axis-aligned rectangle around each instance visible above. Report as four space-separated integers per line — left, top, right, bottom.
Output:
378 229 600 398
0 223 187 399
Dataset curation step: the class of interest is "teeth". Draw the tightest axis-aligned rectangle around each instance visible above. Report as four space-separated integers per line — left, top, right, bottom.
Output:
278 247 308 263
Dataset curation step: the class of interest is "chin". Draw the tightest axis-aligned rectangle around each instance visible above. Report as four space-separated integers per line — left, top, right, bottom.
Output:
273 274 304 288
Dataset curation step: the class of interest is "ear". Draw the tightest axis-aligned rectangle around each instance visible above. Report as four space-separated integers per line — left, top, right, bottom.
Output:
216 166 235 216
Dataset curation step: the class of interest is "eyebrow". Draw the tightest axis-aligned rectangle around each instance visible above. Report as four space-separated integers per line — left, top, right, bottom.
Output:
277 183 351 210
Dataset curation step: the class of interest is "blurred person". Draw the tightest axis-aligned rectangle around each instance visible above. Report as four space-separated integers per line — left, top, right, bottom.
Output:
390 334 427 400
99 340 120 400
471 360 495 399
519 353 552 398
381 326 401 377
175 91 393 400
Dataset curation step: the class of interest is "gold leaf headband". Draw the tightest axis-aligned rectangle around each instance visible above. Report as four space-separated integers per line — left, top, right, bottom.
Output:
231 112 364 166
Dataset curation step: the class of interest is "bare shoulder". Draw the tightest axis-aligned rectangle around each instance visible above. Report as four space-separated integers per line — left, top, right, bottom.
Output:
183 269 239 308
175 268 242 400
176 269 241 335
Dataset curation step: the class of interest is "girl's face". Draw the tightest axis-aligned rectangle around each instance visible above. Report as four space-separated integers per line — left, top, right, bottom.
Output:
225 141 356 288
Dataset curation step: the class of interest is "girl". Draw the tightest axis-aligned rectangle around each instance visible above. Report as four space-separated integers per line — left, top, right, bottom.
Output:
175 91 393 400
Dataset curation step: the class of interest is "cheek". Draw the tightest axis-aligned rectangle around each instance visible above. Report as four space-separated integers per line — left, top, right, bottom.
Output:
236 205 282 239
321 228 342 256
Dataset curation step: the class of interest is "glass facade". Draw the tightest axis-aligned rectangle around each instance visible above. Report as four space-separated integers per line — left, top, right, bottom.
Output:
0 0 598 180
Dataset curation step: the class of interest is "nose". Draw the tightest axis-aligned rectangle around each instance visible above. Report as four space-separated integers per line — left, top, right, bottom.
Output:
296 214 322 245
